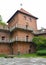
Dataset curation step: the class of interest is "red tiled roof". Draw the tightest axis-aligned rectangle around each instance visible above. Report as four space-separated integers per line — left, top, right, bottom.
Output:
19 8 32 15
7 8 38 23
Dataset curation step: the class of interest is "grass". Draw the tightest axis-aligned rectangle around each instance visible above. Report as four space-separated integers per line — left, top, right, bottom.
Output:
16 53 37 58
0 54 6 57
15 53 46 58
0 53 46 58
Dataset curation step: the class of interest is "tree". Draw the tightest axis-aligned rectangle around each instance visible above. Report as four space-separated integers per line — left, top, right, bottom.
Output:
32 36 46 50
0 15 6 25
0 15 2 21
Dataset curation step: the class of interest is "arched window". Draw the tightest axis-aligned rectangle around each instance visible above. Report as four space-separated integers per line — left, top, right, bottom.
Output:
24 15 26 20
26 35 29 41
2 36 5 40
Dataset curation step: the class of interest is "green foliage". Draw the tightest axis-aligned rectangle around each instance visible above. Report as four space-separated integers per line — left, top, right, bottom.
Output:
0 15 6 26
0 15 2 21
37 50 46 55
0 21 6 26
0 54 6 57
32 36 46 50
0 53 46 58
15 53 38 58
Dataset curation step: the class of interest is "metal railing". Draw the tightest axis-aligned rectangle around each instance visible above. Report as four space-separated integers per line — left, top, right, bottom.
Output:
0 26 9 30
0 37 32 43
33 30 46 34
0 39 10 43
10 24 33 32
15 36 32 42
0 24 33 32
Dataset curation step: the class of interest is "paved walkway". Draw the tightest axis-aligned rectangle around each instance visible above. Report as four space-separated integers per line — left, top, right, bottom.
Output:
0 58 46 65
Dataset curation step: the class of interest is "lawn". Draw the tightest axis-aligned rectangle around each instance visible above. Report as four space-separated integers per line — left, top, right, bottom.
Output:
0 53 46 58
15 53 46 58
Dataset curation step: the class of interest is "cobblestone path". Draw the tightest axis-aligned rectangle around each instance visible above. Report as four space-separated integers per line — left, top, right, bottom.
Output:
0 58 46 65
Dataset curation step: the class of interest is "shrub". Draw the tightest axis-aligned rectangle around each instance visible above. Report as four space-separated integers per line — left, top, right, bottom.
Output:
32 36 46 50
37 50 46 55
0 21 6 25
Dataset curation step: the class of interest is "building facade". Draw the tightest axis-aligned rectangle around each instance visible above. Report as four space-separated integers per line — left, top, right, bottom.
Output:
0 8 46 55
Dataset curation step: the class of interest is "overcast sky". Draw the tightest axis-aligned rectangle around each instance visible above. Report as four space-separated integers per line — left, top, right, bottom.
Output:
0 0 46 29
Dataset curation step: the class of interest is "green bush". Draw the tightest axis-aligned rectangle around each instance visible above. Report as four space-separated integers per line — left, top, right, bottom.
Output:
32 36 46 50
37 50 46 55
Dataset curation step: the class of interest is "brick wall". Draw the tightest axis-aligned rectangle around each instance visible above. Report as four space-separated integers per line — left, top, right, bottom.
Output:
18 13 37 30
0 43 10 54
13 42 35 54
8 14 18 28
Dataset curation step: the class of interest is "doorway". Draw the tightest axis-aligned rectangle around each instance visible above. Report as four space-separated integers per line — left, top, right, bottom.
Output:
29 45 31 53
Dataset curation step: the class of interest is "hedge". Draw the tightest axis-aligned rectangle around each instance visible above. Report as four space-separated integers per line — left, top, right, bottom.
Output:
37 49 46 55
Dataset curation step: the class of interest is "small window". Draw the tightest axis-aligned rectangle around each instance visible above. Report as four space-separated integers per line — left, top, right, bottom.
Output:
2 36 5 40
24 15 26 20
26 35 29 41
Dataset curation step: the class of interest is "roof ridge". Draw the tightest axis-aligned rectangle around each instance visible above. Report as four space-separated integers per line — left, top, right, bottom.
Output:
7 8 38 23
19 8 32 15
